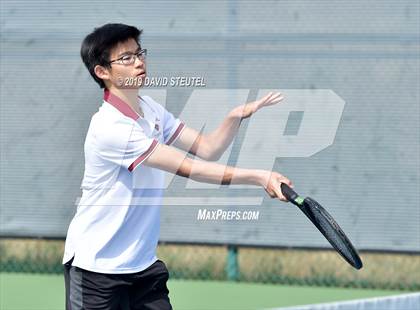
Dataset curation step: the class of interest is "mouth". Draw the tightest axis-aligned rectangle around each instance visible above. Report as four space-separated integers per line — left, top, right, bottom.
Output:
136 71 146 77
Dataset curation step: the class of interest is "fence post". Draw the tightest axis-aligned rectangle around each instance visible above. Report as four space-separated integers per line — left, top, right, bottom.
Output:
226 244 239 281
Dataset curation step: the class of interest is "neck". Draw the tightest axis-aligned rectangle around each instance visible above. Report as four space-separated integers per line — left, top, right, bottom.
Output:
108 86 143 116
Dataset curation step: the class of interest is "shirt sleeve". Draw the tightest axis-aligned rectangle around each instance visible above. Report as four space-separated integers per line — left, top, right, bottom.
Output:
97 119 159 172
161 106 185 146
142 95 186 145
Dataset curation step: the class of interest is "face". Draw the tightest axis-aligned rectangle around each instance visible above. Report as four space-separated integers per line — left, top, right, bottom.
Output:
94 38 146 90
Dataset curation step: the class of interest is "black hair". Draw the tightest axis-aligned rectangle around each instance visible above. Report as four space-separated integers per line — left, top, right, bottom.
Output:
80 23 142 88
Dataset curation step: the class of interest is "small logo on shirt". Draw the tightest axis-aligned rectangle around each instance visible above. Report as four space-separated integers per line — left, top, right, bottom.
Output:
154 117 160 131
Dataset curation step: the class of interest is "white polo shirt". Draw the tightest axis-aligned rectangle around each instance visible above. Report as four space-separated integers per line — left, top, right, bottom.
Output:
63 89 185 274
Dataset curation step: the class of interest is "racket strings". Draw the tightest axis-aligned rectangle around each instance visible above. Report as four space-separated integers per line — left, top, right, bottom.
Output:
304 197 362 269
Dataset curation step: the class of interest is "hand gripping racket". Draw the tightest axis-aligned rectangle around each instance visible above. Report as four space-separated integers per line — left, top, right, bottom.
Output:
280 183 363 270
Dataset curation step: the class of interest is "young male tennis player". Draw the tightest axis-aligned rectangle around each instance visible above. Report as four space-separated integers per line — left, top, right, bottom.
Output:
63 23 293 309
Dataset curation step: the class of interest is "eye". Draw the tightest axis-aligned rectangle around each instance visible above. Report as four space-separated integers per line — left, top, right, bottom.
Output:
137 49 147 58
121 55 132 62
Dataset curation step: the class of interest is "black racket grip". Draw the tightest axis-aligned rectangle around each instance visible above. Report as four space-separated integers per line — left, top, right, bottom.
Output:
280 183 300 204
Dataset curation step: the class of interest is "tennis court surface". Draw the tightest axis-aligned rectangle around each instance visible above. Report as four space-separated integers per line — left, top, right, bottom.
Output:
1 272 412 310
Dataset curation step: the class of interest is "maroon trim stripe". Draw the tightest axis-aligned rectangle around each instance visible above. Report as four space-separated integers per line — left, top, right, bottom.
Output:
166 122 185 145
104 89 140 120
128 139 159 172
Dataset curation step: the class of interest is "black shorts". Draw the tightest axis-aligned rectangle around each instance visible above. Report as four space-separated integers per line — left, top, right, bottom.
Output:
64 258 172 310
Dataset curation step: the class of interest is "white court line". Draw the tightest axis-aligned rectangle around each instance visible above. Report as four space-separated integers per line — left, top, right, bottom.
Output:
265 292 420 310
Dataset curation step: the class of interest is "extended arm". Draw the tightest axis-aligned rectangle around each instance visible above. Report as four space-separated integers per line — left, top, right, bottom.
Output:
143 142 292 201
174 92 284 161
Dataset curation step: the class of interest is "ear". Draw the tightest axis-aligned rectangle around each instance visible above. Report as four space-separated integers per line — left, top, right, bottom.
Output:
94 65 110 81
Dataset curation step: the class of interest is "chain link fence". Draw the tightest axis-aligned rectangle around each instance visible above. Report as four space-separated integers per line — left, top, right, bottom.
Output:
1 238 419 291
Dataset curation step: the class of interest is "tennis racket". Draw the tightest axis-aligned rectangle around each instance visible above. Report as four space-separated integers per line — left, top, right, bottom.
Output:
280 183 363 270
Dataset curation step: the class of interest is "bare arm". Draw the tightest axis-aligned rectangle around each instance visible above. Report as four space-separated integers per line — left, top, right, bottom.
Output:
143 142 292 201
174 92 284 161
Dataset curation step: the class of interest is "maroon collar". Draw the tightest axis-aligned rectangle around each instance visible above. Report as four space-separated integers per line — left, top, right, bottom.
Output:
103 89 141 120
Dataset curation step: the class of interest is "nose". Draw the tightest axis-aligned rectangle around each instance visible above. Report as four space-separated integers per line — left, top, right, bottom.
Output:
134 54 145 67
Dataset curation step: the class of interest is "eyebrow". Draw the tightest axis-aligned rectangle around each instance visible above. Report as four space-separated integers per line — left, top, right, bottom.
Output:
117 47 141 58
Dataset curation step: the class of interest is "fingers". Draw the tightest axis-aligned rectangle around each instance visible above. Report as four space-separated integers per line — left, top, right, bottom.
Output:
260 92 285 106
264 172 293 202
271 172 293 188
279 177 293 188
272 185 288 202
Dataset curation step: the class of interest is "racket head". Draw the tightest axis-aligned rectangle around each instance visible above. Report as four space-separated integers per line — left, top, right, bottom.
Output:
301 197 363 270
